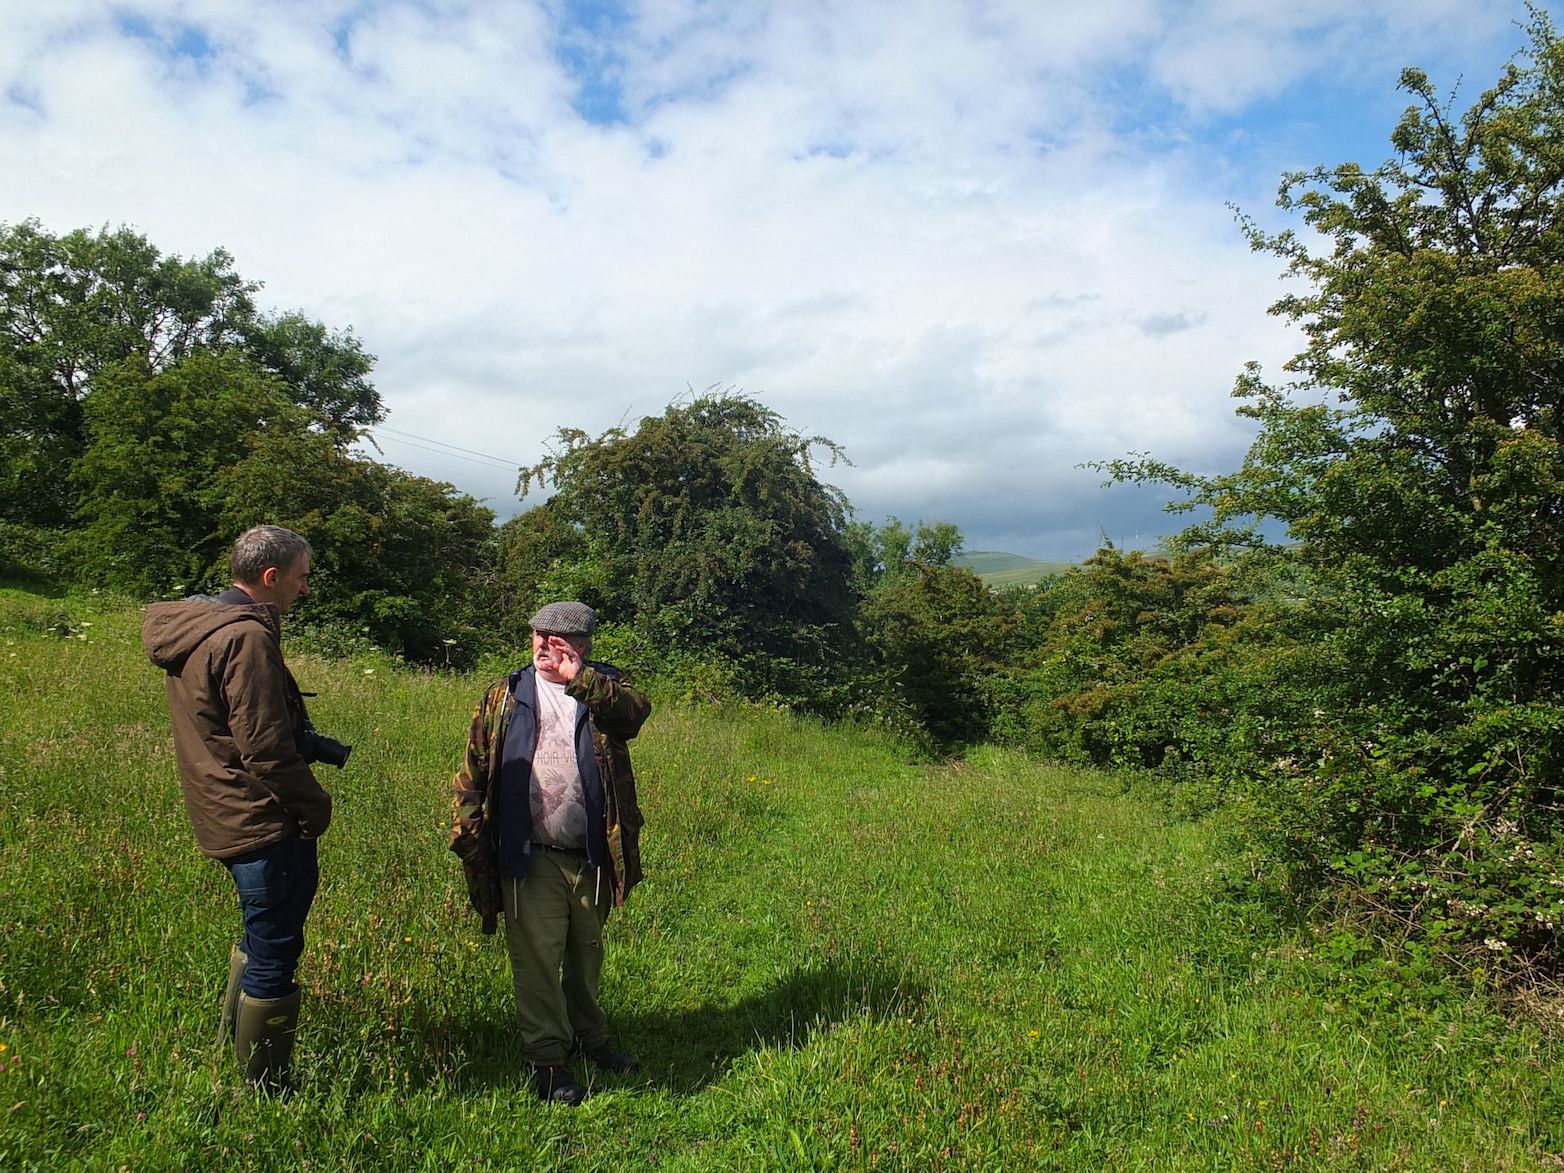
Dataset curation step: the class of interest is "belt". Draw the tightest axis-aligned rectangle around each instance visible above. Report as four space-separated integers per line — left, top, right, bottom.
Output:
532 842 588 857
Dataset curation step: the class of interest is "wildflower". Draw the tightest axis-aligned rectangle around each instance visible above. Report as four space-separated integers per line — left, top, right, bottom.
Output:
1028 1030 1040 1040
404 936 413 943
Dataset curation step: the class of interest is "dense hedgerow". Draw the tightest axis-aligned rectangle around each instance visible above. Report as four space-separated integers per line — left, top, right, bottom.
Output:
1057 13 1564 979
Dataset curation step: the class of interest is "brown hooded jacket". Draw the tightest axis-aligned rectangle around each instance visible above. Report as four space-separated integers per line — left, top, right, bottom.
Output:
143 595 332 859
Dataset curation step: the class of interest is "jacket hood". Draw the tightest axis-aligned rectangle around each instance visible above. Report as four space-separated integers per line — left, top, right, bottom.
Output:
143 595 279 671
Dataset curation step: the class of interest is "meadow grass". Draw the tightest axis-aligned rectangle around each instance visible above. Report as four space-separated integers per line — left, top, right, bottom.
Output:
1 590 1562 1170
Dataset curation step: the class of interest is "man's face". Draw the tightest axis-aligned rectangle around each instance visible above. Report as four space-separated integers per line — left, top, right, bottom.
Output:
532 630 587 682
268 553 311 615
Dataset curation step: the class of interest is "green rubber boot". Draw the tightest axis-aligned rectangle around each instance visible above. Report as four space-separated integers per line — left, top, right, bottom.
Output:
234 989 301 1094
217 946 247 1045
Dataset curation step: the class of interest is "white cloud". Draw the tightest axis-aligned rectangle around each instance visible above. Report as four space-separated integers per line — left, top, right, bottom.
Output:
0 0 1550 557
1144 0 1518 113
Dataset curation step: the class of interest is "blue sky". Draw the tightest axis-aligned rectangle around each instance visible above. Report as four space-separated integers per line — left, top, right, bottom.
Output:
0 0 1553 559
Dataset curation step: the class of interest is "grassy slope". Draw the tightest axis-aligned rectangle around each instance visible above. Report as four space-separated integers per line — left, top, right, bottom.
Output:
955 552 1074 588
1 592 1560 1170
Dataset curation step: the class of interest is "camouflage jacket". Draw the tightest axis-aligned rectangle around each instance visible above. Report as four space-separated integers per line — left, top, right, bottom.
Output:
449 662 650 932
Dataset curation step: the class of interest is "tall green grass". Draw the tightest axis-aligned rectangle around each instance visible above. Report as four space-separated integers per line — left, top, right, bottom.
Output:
1 591 1561 1170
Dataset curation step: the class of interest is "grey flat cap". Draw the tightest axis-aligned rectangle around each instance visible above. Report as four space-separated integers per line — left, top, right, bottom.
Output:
529 600 595 635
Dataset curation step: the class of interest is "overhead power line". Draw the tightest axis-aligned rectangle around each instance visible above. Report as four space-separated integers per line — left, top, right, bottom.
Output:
363 427 521 473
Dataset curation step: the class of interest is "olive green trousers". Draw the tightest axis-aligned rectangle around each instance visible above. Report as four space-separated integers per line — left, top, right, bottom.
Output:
501 846 612 1065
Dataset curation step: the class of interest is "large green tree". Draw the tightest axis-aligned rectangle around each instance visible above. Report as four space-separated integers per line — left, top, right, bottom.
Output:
0 219 501 664
0 222 257 528
0 220 383 532
520 392 858 693
1107 10 1564 971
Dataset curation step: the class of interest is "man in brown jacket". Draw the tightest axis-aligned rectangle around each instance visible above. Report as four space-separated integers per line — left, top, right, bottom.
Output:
143 524 336 1092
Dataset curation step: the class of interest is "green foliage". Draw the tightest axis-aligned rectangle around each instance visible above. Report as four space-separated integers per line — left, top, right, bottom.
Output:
0 353 77 532
846 515 965 593
0 220 262 528
241 310 381 438
215 429 498 664
0 219 500 665
490 499 588 646
0 217 386 543
0 522 71 583
69 351 307 594
520 391 859 685
860 561 1016 747
1001 546 1319 779
1096 11 1564 975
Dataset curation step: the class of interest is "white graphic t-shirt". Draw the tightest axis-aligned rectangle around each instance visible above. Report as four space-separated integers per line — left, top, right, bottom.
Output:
531 676 587 848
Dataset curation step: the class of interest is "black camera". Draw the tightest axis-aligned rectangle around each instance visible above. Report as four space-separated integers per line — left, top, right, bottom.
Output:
298 724 353 769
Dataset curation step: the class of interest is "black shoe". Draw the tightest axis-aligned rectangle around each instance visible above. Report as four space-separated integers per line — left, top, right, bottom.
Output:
533 1064 587 1105
579 1043 638 1073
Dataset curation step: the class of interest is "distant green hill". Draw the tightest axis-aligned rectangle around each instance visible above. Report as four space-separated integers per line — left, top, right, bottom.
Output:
956 551 1075 587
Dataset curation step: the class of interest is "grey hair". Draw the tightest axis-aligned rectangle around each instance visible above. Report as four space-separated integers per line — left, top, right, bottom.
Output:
231 525 312 585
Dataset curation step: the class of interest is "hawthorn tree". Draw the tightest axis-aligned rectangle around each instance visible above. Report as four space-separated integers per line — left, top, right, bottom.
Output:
1107 10 1564 972
859 559 1015 747
520 392 859 696
492 500 588 646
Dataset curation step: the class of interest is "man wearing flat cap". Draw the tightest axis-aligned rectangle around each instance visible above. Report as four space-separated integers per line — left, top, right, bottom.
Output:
449 600 652 1105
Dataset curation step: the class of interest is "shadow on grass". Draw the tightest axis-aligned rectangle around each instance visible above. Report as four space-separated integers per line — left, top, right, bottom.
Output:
0 569 70 599
416 960 925 1096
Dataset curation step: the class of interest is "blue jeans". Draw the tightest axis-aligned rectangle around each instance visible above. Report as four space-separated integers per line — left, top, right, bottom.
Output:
224 837 319 999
